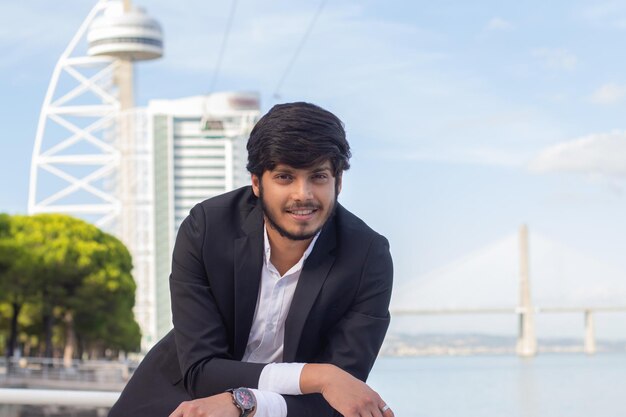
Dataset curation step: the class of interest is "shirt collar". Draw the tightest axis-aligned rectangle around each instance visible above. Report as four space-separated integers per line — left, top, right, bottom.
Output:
263 224 320 276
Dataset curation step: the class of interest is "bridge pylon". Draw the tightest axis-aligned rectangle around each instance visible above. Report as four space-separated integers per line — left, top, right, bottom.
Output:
584 310 596 354
516 224 537 357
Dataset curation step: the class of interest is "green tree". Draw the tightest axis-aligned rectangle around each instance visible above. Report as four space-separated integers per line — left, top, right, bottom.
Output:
0 214 40 359
0 213 15 355
1 214 140 358
10 214 98 356
71 231 141 357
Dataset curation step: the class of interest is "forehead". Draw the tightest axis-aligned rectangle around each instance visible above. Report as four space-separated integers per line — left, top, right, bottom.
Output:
271 161 333 172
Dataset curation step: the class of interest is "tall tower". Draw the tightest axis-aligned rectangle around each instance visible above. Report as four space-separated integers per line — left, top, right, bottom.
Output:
516 224 537 357
28 0 163 349
147 92 260 339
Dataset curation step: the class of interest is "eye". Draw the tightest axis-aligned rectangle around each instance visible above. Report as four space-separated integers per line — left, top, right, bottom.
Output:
274 173 293 183
312 173 329 183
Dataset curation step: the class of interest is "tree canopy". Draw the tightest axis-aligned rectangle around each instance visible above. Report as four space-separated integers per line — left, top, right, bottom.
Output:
0 213 141 359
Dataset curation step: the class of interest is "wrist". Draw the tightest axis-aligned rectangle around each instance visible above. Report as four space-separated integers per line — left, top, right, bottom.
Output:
218 392 241 417
300 363 338 394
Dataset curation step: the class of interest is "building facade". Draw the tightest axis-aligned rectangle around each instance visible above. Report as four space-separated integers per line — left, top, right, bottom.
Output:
147 92 260 341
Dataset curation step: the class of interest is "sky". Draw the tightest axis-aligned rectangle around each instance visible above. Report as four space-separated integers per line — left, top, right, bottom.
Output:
2 0 626 338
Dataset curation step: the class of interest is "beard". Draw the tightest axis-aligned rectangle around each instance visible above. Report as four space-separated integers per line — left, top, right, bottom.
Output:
258 180 338 241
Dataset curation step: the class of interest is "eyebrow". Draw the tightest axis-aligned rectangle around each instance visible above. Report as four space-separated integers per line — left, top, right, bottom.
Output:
272 164 332 174
311 167 332 173
272 166 295 174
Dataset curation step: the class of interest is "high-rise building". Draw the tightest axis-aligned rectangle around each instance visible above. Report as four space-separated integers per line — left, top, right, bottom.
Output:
146 92 260 340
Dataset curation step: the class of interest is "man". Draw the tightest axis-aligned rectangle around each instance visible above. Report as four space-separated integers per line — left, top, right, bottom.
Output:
109 102 394 417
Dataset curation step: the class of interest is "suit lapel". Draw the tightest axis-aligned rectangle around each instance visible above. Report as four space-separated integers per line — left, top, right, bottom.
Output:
233 203 264 359
283 216 337 362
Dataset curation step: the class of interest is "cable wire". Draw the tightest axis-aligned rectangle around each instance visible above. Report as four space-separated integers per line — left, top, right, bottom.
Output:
273 0 328 99
209 0 239 93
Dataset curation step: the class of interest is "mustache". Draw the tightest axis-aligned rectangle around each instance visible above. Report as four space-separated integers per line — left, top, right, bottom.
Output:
284 202 321 211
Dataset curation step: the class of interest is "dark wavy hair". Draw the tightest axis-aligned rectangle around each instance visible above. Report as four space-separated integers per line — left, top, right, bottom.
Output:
246 102 351 177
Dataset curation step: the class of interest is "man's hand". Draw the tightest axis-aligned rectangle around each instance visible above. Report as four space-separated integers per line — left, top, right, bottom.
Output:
300 364 394 417
169 392 249 417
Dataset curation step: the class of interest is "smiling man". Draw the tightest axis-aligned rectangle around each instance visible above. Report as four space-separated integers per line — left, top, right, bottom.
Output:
109 102 394 417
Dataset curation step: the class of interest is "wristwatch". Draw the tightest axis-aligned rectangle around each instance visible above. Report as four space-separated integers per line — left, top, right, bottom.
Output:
227 387 256 417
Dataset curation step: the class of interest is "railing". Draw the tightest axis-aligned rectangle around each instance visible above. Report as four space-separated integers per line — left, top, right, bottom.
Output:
0 388 119 407
0 357 137 395
0 358 128 416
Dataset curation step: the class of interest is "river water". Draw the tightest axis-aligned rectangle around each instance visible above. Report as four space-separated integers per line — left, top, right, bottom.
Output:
368 353 626 417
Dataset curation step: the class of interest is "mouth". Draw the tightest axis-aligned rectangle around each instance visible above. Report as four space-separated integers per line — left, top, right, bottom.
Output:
288 209 316 215
285 206 319 220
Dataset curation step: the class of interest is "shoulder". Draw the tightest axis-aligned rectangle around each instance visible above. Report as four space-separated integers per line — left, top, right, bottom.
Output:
189 186 257 219
333 204 390 252
182 186 259 235
196 186 256 212
328 204 393 317
335 204 387 242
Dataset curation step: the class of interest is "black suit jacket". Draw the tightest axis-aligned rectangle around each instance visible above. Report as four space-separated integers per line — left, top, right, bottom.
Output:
109 186 393 417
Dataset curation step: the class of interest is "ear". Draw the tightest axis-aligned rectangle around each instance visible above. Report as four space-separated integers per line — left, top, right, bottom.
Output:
336 173 343 195
251 174 261 197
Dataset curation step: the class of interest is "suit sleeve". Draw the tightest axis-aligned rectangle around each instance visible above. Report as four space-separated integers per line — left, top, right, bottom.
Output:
285 234 394 417
170 204 265 398
320 234 393 378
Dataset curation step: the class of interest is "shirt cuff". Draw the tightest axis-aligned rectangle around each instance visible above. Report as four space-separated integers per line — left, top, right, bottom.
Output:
259 362 306 395
250 389 287 417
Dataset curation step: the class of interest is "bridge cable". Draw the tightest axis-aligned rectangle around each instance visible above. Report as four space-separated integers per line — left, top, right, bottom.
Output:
272 0 328 99
209 0 239 93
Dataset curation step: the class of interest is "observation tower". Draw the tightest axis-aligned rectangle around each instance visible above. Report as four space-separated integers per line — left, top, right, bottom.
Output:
28 0 163 349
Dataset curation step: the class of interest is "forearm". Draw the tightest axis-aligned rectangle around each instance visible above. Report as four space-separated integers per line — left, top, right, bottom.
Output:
299 363 337 394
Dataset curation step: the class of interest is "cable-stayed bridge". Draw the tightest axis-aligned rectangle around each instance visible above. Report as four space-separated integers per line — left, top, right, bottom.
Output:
391 225 626 356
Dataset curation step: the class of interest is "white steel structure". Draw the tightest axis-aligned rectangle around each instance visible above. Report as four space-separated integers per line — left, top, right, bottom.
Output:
28 0 163 349
147 92 260 339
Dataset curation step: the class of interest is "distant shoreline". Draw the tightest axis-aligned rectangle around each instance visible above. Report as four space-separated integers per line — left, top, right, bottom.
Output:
380 332 626 357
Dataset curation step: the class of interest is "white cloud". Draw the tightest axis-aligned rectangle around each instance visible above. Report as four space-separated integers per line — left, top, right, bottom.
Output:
590 83 626 104
531 48 578 71
577 2 626 29
485 17 514 31
578 2 624 20
529 131 626 178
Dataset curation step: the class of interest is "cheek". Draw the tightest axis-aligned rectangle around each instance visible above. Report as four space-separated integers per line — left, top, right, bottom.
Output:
317 192 335 208
265 193 288 211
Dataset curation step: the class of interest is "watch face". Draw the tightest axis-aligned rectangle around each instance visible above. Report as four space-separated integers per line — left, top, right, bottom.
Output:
234 388 255 410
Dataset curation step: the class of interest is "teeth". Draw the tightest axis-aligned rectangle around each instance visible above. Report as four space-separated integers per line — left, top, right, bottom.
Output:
291 209 313 215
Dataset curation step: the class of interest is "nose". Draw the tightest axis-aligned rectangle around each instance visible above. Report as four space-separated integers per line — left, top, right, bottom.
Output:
292 178 313 201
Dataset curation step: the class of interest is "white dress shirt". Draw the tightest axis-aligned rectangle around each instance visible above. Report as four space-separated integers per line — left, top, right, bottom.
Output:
243 225 318 417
